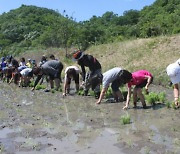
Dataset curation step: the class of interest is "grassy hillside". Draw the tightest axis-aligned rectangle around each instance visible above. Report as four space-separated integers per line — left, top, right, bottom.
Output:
20 34 180 86
0 0 180 56
88 34 180 86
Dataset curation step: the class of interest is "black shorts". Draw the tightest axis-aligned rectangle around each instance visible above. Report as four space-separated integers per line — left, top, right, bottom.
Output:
135 77 153 89
49 64 63 80
111 79 122 92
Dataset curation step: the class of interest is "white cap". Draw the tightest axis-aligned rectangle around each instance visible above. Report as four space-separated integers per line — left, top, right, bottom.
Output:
166 62 180 84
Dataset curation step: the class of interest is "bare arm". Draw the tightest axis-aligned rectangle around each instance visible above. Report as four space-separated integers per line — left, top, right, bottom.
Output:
145 75 152 91
123 86 132 109
96 88 107 104
63 76 68 96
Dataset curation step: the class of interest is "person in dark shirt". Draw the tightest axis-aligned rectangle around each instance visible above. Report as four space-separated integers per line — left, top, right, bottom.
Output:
73 50 102 98
32 60 63 91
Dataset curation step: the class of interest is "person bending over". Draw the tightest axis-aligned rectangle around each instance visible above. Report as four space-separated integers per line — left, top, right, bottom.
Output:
32 60 63 91
73 50 102 98
63 66 81 96
166 58 180 107
96 67 132 104
123 70 153 109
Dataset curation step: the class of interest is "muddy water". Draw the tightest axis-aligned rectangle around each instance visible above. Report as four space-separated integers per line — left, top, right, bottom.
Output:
0 82 179 154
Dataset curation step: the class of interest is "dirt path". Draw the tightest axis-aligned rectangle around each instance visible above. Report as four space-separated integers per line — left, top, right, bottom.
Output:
0 82 179 154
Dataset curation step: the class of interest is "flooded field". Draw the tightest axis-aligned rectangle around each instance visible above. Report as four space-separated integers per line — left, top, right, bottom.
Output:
0 82 179 154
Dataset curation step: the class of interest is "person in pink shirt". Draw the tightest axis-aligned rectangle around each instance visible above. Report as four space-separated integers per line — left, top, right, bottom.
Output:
123 70 153 109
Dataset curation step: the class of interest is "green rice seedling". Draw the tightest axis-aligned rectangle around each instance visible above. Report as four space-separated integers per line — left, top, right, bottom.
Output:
105 88 113 99
78 89 84 95
165 101 171 108
29 81 35 87
145 95 154 105
145 92 159 105
120 113 131 125
158 92 166 103
0 144 5 153
35 84 46 90
56 87 62 92
51 89 55 93
89 90 95 96
171 102 176 109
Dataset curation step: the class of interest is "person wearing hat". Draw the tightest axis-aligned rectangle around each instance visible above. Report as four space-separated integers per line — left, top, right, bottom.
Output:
31 60 63 91
96 67 132 104
123 70 153 109
73 50 102 98
166 58 180 107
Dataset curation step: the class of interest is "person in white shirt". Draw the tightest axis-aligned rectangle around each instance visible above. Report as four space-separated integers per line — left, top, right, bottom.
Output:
63 66 81 96
19 67 33 87
166 58 180 107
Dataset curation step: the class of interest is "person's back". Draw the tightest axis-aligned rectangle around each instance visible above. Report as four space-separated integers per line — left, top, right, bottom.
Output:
41 60 63 78
42 60 62 70
103 67 123 89
128 70 152 87
78 54 101 72
12 59 19 68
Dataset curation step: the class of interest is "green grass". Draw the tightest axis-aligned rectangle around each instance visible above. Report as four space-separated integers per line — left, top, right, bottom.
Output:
120 113 131 125
144 91 167 105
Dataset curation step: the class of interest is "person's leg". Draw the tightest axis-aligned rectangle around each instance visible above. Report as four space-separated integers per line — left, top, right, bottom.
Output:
54 78 60 90
74 74 79 92
113 90 123 102
137 88 146 108
133 88 138 107
84 72 91 96
174 83 179 106
49 79 54 89
111 80 123 102
19 76 22 87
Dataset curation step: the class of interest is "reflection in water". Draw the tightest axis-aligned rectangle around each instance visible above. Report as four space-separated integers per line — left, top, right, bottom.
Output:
0 82 179 153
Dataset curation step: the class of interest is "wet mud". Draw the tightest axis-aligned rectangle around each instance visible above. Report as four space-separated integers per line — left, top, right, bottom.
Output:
0 82 180 154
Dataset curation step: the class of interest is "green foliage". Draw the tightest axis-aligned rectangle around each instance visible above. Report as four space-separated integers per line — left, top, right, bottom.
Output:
165 101 171 108
78 89 84 95
0 0 180 56
165 100 179 109
158 92 166 103
35 84 46 90
145 92 159 105
171 102 176 109
105 88 113 99
145 91 167 105
120 113 131 125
